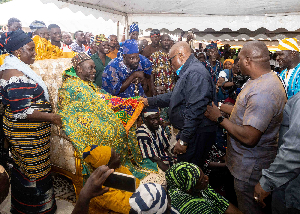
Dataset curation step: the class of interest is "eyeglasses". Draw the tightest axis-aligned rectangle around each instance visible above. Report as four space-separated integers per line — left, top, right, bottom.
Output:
168 53 178 64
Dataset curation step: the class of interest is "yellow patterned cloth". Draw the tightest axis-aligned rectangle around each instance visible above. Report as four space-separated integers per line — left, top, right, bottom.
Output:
32 35 75 60
278 38 299 52
57 70 153 179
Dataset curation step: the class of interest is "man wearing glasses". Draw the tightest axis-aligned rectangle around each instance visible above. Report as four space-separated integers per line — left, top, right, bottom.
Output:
139 41 217 169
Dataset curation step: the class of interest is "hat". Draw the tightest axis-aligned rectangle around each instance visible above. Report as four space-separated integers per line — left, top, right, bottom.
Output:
224 59 234 65
95 34 108 46
142 107 159 118
166 162 201 192
82 145 112 168
129 23 139 34
29 20 46 32
71 52 91 68
206 43 217 50
0 30 32 54
278 38 299 52
123 39 139 55
129 183 168 214
150 29 160 36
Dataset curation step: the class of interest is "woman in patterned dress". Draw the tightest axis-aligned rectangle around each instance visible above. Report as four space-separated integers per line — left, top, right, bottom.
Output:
0 30 61 214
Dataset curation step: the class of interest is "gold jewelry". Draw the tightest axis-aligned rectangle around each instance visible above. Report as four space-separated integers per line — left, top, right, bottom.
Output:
17 54 21 59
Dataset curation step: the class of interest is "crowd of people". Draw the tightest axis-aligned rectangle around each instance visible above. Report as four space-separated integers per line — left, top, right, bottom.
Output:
0 16 300 214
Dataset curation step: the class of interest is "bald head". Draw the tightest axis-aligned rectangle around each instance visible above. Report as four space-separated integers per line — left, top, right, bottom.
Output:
239 41 271 77
241 41 270 63
170 41 191 56
169 42 192 71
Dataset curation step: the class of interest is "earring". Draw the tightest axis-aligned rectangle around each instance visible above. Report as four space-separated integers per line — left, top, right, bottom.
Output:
17 54 20 59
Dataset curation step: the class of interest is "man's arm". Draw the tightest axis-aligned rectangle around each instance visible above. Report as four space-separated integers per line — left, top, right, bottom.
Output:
220 103 234 115
205 102 262 147
72 166 113 214
255 99 300 204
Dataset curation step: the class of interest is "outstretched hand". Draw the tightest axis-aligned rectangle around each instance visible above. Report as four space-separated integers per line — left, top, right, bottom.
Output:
80 165 114 200
138 97 149 106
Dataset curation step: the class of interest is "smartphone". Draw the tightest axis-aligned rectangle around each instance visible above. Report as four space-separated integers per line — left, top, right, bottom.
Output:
103 172 136 193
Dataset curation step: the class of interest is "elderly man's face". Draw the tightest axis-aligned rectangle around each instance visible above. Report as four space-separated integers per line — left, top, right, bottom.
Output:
276 50 293 69
161 35 171 51
77 59 96 82
123 53 140 70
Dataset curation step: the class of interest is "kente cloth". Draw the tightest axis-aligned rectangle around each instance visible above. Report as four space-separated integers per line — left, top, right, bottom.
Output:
58 69 154 179
278 38 299 52
137 124 174 166
33 35 75 60
91 165 140 214
95 34 108 45
102 55 152 98
166 162 229 214
150 50 177 92
11 166 56 214
279 62 300 99
0 75 52 180
70 41 85 53
91 53 111 88
129 183 168 214
203 59 223 84
107 48 118 59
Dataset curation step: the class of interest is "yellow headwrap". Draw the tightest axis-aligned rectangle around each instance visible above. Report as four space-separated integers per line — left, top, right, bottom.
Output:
224 59 234 65
83 145 112 168
278 38 299 52
95 34 108 46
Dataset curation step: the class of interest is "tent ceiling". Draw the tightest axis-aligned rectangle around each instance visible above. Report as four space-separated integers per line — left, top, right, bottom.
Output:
48 0 300 16
41 0 300 31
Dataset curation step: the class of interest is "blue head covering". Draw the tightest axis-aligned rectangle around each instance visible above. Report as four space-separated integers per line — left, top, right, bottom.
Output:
206 43 217 50
0 29 32 54
129 23 139 34
123 39 139 55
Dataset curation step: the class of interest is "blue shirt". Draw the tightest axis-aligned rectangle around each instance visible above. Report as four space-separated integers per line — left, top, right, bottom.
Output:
279 62 300 100
102 54 152 98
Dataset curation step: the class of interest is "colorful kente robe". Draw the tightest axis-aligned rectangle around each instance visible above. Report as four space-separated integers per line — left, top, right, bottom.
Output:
58 68 157 179
279 62 300 99
150 50 177 92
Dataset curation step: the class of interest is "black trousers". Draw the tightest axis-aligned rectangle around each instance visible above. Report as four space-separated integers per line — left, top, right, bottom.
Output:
177 130 216 169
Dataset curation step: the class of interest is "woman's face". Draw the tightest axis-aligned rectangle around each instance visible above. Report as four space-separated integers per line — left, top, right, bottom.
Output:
19 41 36 65
224 61 233 70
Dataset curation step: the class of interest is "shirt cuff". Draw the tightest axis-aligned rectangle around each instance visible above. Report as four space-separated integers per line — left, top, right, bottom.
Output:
180 133 191 144
259 176 274 193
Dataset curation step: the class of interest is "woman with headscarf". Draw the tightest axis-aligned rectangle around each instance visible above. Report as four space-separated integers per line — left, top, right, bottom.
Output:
166 162 241 214
0 30 62 214
90 34 112 88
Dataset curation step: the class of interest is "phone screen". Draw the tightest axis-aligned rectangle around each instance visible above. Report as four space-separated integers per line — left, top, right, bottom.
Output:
103 172 136 193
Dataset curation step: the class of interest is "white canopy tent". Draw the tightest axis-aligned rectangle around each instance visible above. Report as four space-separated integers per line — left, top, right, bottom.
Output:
0 0 122 36
40 0 300 32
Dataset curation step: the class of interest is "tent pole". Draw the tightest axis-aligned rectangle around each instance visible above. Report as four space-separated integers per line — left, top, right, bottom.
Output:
117 21 120 41
125 15 128 40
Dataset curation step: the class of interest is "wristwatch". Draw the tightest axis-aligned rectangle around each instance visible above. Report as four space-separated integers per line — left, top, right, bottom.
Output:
179 140 188 146
217 116 225 124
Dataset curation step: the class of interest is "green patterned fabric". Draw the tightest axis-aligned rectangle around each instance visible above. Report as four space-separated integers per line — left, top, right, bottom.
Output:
58 70 157 180
166 162 229 214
